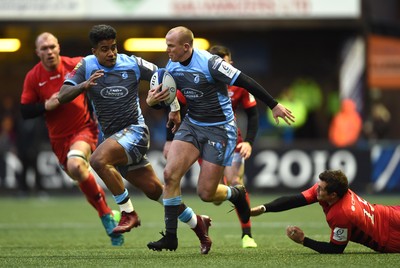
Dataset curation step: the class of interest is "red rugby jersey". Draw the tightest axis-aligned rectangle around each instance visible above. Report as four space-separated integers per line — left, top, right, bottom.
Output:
228 85 257 144
302 183 392 252
21 56 92 140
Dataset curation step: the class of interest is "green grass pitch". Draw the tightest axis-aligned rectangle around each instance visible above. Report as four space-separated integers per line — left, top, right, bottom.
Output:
0 193 399 267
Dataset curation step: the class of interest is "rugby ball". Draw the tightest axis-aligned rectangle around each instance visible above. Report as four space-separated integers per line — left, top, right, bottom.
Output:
150 68 177 106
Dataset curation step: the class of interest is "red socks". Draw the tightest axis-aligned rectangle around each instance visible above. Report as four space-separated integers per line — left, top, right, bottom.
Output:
78 173 111 217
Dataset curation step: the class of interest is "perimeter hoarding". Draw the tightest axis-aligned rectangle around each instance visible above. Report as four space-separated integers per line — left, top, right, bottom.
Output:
0 0 360 20
4 142 398 194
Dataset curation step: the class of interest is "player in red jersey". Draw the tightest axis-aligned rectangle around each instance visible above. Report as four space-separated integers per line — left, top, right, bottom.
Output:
20 32 123 246
251 169 400 253
208 45 259 248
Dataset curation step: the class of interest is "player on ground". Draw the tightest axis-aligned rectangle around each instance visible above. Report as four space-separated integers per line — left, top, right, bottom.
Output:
147 26 295 252
251 169 400 253
57 24 211 254
20 32 123 246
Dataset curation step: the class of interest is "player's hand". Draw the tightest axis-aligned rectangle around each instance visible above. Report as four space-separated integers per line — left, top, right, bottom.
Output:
272 103 295 126
146 85 170 106
250 205 266 216
83 69 104 90
167 110 181 133
45 92 61 111
237 142 252 160
286 226 305 244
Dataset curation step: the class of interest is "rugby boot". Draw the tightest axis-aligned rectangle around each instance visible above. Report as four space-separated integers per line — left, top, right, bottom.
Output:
147 231 178 252
192 215 212 254
112 211 141 234
100 213 124 246
242 235 257 248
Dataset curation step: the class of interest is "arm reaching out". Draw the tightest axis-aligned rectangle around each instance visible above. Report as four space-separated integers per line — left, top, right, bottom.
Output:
234 72 295 125
58 69 104 104
250 194 308 216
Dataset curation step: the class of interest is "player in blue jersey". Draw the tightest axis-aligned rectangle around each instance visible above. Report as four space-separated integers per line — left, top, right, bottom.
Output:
147 26 295 252
57 24 212 254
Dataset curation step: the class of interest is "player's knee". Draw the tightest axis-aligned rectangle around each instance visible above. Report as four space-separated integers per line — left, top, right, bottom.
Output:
197 190 214 202
163 168 172 181
67 150 88 179
163 168 180 187
143 179 163 200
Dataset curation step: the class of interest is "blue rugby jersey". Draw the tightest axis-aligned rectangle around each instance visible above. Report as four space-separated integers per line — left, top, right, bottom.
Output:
65 54 157 136
166 48 240 126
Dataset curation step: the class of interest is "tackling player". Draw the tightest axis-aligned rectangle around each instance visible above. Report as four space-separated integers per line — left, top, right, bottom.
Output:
251 169 400 253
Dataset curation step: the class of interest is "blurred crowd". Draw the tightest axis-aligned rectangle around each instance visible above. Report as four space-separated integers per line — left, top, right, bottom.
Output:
0 95 50 196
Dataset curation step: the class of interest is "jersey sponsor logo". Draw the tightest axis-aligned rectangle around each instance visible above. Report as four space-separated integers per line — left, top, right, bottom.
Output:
100 86 129 99
50 74 61 80
182 88 203 99
332 227 348 242
38 81 47 87
218 61 238 79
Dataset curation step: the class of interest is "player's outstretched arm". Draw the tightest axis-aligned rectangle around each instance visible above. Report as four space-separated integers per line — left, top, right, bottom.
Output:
250 194 308 217
233 72 295 125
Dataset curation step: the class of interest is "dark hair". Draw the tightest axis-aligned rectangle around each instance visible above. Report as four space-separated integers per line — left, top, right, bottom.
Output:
89 24 117 47
208 45 231 59
319 170 349 198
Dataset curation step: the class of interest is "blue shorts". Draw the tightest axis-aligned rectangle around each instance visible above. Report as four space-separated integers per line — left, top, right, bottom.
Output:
174 118 237 166
108 124 150 176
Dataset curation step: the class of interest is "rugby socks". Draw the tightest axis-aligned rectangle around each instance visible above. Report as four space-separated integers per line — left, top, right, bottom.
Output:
227 185 240 202
178 206 197 229
164 196 182 236
113 188 134 213
78 173 111 217
159 193 197 228
226 185 232 200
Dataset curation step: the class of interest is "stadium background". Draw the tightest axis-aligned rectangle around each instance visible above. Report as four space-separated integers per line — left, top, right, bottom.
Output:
0 0 400 195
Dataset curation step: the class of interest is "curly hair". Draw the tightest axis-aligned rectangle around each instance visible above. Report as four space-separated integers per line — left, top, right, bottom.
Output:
89 24 117 47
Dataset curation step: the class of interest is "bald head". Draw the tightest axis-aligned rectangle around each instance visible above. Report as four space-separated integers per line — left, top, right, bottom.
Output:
166 26 194 47
35 32 61 71
35 32 58 49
